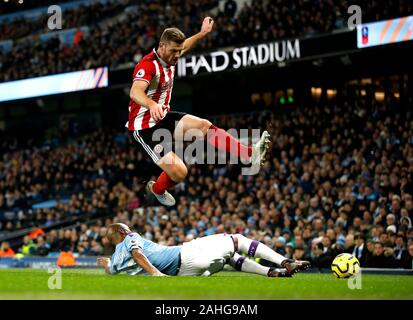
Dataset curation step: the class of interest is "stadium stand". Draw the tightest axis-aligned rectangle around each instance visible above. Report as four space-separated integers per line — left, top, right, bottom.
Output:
0 0 412 81
0 0 75 15
0 1 130 41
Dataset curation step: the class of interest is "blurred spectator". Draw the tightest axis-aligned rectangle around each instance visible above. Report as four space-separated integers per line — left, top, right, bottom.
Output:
28 227 45 240
350 233 368 266
330 235 345 257
47 230 59 252
275 236 286 255
364 239 375 265
393 233 408 267
321 235 332 255
56 251 76 267
344 234 354 253
60 229 73 252
365 242 396 268
224 0 237 18
0 242 15 257
73 29 84 45
284 242 294 259
20 236 37 256
90 239 103 255
293 245 310 262
311 242 332 268
35 236 51 256
402 244 413 269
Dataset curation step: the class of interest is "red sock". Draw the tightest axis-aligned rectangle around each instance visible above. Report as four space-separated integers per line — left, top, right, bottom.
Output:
153 172 177 195
206 125 252 160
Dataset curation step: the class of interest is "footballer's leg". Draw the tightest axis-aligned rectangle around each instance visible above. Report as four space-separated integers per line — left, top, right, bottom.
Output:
134 111 189 207
174 114 271 166
232 234 311 275
229 252 291 278
147 151 187 206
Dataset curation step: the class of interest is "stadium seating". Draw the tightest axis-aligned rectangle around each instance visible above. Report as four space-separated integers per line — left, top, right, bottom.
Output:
0 0 412 82
0 0 128 41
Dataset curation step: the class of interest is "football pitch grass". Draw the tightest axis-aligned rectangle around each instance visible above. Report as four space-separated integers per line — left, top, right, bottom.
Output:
0 268 412 300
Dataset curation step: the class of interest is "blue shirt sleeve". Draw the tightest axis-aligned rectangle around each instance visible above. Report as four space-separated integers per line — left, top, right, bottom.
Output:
125 233 144 252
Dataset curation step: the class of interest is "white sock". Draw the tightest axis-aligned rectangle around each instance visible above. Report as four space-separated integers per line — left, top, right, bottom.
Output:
230 253 270 276
235 234 286 265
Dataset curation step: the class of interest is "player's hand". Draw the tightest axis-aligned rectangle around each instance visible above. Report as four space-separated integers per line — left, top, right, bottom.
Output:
96 257 110 267
200 17 214 35
149 103 165 122
152 270 169 277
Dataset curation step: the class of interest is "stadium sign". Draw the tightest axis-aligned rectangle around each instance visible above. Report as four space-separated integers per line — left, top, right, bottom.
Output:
357 15 413 48
177 39 300 77
0 67 108 102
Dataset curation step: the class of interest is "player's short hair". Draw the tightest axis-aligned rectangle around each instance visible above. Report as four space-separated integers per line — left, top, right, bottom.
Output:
160 28 186 44
107 223 131 240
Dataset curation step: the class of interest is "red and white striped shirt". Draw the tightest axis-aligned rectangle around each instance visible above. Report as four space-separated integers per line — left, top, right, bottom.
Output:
126 49 175 131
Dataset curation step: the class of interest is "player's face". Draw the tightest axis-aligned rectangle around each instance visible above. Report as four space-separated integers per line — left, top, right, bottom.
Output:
160 41 184 66
107 230 123 245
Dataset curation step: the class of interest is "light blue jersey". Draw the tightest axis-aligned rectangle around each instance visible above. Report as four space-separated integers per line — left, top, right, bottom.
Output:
109 232 181 275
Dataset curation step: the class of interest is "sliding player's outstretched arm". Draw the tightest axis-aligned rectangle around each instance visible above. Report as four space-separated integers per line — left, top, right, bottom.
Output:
181 17 214 55
96 257 112 274
131 248 168 276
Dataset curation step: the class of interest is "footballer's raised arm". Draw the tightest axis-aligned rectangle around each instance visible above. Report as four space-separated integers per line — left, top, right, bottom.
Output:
131 248 167 276
181 17 214 55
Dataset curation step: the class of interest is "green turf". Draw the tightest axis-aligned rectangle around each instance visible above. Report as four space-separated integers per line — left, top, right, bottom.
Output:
0 268 412 300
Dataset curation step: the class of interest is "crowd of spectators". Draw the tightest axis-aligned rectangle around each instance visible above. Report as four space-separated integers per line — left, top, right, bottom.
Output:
1 94 413 269
214 0 413 47
1 0 412 82
0 0 218 81
0 0 130 41
0 129 148 234
0 0 75 15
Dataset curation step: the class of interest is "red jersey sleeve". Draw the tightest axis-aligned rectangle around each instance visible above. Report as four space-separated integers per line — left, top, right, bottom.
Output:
132 60 155 84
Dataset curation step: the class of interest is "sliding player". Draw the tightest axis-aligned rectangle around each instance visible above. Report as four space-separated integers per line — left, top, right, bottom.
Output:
97 223 310 277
